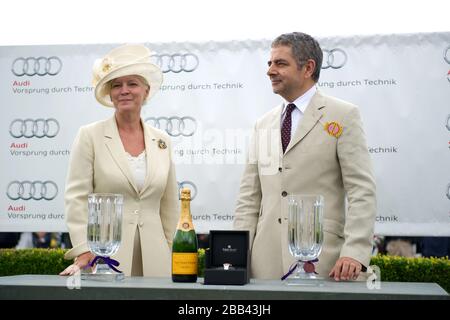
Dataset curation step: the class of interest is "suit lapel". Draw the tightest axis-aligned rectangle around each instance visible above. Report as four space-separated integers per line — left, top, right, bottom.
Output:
104 116 140 194
140 121 158 195
284 92 325 154
273 105 284 158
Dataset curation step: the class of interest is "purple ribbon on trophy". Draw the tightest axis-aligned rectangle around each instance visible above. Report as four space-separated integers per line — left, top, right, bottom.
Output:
281 259 318 280
87 256 123 273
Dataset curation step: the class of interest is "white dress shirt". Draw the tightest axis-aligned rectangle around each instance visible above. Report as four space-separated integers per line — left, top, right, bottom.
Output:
281 85 317 136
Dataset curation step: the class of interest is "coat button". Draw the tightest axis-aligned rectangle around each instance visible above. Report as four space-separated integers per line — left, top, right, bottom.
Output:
278 167 282 172
278 218 282 224
281 191 288 197
139 222 144 227
134 210 139 215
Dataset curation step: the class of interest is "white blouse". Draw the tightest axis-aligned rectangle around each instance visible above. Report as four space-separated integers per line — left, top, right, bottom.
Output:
126 150 147 192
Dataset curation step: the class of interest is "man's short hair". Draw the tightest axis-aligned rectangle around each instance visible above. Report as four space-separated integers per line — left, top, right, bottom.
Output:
272 32 323 82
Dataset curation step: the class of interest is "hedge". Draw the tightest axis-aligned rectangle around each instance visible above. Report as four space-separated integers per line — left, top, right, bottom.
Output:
0 248 71 275
0 249 448 293
370 255 450 293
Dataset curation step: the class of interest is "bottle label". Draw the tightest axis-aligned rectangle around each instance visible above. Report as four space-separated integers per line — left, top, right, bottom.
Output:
177 217 194 231
172 252 198 274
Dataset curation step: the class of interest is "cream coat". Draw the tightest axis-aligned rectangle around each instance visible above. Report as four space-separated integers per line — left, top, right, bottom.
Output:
234 91 376 279
64 116 179 277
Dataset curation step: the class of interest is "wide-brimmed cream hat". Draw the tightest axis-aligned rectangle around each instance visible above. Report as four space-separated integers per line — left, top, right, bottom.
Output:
92 44 163 107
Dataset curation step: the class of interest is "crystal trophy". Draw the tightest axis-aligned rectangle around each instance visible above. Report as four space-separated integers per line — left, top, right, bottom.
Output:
82 193 124 281
285 194 324 284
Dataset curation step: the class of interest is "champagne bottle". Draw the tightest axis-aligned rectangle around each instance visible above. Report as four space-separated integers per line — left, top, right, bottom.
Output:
172 188 198 282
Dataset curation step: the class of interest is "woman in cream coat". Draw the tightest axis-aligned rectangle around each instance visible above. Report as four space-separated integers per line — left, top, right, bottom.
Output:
60 44 179 277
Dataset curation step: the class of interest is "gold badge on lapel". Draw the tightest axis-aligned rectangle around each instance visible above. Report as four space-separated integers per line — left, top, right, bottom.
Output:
324 121 343 138
158 139 167 149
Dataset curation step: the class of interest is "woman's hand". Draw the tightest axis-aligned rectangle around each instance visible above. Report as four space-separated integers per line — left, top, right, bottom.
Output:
59 251 95 276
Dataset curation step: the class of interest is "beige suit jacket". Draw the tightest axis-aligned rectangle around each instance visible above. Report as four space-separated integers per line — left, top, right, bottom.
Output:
234 90 376 279
64 116 179 277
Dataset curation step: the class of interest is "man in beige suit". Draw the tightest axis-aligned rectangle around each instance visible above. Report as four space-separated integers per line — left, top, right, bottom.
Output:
234 32 376 281
60 44 179 277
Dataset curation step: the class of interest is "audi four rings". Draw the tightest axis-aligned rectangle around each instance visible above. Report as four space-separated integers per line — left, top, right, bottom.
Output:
151 53 199 73
145 116 197 137
12 57 62 76
446 45 450 83
7 180 58 201
444 45 450 65
177 181 197 200
446 115 450 131
447 183 450 200
322 49 347 69
9 118 60 138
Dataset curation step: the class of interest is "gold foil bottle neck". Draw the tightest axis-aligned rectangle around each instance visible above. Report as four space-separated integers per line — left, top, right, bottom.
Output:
180 187 191 200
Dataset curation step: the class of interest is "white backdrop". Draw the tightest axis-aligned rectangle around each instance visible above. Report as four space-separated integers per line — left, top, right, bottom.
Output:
1 32 450 235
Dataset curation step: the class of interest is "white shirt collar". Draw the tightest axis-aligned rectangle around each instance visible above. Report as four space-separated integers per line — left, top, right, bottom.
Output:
282 85 317 115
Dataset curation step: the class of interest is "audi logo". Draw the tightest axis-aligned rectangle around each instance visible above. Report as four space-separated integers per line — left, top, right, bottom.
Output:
177 181 197 200
145 116 197 137
7 180 58 201
444 45 450 65
446 115 450 131
151 53 199 73
321 48 347 69
9 118 60 138
12 56 62 76
447 183 450 200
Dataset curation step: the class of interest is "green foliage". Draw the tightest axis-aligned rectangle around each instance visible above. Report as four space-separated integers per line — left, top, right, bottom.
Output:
370 255 450 293
0 248 72 276
198 248 205 277
1 249 448 294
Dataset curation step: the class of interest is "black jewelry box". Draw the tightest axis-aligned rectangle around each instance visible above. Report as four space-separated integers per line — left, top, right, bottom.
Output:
203 230 250 285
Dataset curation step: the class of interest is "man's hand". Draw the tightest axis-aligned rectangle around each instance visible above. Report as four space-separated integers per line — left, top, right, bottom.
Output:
59 251 95 276
329 256 362 281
